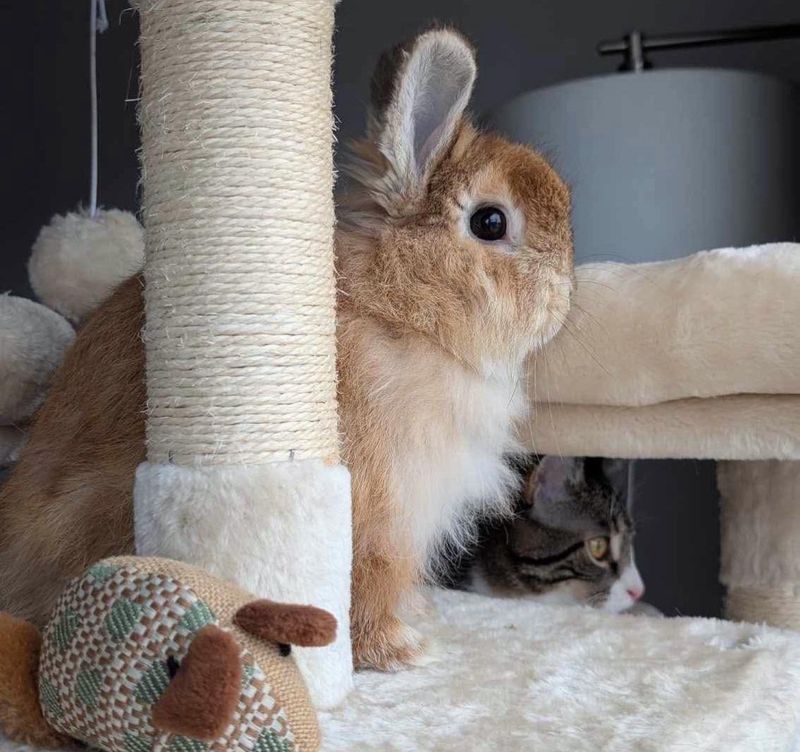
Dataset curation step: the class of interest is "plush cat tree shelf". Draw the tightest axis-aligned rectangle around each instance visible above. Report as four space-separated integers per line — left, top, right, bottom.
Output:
523 242 800 632
320 589 800 751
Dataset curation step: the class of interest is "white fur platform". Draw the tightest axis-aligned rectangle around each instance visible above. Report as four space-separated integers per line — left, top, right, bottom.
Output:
525 243 800 459
318 589 800 751
2 589 799 751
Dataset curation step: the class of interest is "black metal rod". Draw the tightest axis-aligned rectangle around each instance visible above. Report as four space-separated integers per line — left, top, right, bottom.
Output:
598 22 800 57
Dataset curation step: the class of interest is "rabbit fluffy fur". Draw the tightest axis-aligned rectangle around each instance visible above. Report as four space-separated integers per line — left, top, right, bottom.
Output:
0 28 573 671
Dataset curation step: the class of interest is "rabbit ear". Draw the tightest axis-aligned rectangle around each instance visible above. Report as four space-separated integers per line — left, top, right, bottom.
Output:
369 28 476 193
601 458 630 501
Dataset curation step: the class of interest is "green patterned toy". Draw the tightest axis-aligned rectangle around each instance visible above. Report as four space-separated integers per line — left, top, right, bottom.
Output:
0 557 336 752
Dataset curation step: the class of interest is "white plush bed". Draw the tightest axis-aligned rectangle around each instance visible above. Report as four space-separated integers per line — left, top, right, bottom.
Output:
318 589 800 751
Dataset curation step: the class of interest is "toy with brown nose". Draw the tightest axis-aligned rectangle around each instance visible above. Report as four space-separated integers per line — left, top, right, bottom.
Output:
0 557 336 752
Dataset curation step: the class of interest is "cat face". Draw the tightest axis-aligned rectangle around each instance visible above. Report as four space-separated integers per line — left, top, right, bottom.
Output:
474 456 644 613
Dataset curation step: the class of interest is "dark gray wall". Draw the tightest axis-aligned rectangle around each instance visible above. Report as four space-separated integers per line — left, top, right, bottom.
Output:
633 460 724 617
2 0 798 617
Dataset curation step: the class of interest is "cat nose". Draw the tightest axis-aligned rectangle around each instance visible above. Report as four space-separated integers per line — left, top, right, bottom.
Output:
627 586 644 601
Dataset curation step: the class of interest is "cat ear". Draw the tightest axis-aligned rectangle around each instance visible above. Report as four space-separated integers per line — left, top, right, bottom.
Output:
368 28 477 195
526 456 584 526
601 458 629 496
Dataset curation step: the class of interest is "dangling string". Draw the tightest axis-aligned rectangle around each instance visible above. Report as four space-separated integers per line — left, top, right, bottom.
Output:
89 0 108 218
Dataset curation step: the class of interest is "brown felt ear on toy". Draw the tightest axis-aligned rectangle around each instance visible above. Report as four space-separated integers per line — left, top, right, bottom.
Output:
234 600 337 648
152 625 242 741
0 613 69 748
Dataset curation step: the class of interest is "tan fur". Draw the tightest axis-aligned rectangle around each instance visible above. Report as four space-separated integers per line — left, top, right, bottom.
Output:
0 31 572 672
0 275 145 626
0 612 68 748
152 625 242 741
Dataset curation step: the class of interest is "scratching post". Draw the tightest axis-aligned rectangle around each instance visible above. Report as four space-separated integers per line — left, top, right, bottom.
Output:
719 461 800 631
131 0 352 707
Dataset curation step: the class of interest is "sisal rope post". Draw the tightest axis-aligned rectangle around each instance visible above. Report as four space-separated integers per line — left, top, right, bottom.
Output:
131 0 352 707
719 460 800 631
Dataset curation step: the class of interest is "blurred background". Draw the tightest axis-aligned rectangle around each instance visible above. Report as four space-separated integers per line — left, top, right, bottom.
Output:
2 0 799 617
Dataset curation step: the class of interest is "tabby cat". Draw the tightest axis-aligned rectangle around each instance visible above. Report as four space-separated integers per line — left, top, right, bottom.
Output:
457 456 646 613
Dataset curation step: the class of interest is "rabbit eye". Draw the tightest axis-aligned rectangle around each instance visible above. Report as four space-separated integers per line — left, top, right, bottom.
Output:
469 206 507 241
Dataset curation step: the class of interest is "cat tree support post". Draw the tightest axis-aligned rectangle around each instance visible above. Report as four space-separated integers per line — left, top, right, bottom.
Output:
130 0 352 707
719 461 800 631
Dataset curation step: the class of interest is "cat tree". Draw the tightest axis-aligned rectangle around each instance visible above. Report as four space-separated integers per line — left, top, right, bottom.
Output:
122 1 800 749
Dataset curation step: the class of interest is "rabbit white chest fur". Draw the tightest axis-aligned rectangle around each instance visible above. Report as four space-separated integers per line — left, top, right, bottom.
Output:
369 327 526 570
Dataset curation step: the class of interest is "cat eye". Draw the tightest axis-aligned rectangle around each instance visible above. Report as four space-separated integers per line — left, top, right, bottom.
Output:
469 206 507 241
586 537 609 561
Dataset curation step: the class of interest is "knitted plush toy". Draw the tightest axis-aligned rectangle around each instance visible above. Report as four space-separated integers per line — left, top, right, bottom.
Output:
0 557 336 752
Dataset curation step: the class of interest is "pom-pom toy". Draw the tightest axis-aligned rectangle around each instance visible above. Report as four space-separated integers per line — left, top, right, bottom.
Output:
0 557 336 752
29 209 144 325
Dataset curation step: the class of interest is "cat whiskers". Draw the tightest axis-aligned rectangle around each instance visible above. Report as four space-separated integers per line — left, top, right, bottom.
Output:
586 590 610 608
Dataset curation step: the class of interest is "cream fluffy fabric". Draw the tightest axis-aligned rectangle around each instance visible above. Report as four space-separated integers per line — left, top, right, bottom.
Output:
133 459 353 709
523 243 800 460
28 209 144 324
0 295 74 425
3 589 800 751
719 460 800 630
528 243 800 407
317 589 800 751
520 395 800 460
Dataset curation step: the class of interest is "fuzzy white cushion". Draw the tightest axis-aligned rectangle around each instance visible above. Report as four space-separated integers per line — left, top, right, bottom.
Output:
318 589 800 752
0 295 74 424
28 209 144 324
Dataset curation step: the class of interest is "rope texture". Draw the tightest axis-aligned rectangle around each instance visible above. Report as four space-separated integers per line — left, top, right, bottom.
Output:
135 0 339 466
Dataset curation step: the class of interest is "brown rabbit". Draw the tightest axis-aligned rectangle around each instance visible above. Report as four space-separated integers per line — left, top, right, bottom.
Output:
0 28 573 671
